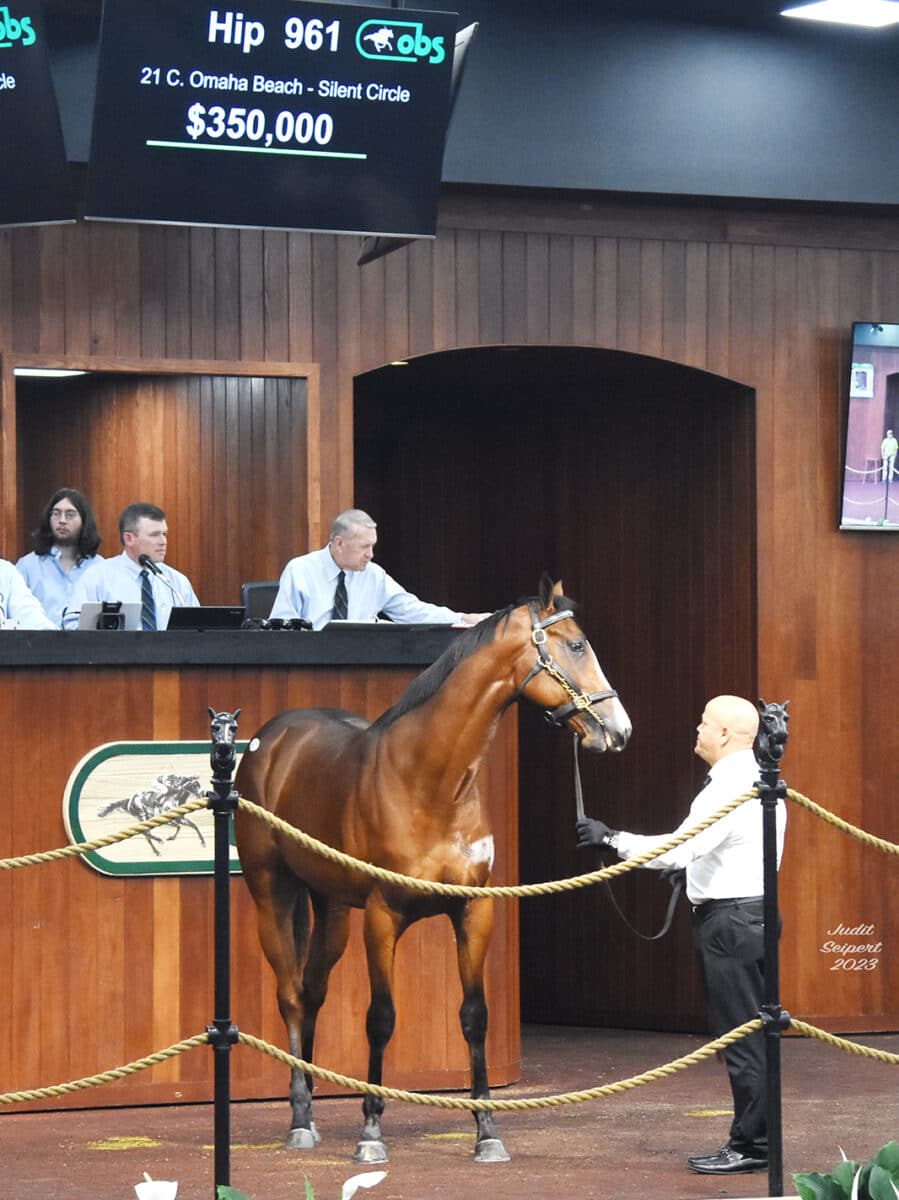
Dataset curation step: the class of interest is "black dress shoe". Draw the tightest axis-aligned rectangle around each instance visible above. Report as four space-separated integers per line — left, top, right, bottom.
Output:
688 1145 768 1174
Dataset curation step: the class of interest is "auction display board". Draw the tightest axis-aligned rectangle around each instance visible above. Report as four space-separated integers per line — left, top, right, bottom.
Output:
0 0 73 226
86 0 457 236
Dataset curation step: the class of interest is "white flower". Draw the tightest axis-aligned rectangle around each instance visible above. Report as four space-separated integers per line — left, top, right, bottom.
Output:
340 1170 388 1200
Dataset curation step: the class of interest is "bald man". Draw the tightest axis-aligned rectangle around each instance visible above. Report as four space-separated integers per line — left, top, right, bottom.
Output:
576 695 787 1177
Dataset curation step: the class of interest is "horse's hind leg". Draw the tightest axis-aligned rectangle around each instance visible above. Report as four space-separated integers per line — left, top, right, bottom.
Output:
354 897 403 1164
296 896 352 1143
453 897 510 1163
245 865 317 1148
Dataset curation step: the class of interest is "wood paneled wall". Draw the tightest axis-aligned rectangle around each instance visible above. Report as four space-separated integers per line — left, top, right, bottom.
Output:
1 187 897 1032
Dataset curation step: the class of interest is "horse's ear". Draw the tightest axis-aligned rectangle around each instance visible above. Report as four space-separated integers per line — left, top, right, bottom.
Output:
537 572 555 610
233 708 241 721
208 706 216 719
757 698 766 712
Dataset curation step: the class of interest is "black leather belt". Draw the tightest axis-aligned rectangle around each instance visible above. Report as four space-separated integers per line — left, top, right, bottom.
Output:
692 895 763 916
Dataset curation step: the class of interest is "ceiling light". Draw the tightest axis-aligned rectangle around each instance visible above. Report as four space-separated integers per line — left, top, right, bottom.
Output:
13 368 88 378
782 0 899 27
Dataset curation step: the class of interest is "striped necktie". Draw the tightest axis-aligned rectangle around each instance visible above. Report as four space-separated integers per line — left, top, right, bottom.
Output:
332 570 348 621
140 569 157 631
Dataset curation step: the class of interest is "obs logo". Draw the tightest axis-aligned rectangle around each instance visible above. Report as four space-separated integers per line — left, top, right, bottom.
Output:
356 20 445 65
0 6 36 48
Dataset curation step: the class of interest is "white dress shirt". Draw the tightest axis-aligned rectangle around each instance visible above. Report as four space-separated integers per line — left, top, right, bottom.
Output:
0 559 57 629
615 748 786 905
16 549 106 627
270 544 462 630
63 551 200 630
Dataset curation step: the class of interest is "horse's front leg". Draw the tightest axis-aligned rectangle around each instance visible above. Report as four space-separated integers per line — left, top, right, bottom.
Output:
354 896 402 1164
453 896 510 1163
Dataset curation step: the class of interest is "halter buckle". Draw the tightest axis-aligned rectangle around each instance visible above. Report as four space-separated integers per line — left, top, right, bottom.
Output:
532 627 547 646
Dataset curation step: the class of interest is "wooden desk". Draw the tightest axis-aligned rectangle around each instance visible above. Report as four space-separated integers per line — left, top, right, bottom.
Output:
0 630 520 1110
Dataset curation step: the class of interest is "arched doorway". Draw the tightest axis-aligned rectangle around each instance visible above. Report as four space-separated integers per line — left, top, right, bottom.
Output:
354 345 756 1031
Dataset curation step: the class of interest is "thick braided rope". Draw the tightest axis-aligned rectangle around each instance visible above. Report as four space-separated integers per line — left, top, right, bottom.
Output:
0 1034 208 1105
238 1021 762 1111
0 797 210 870
786 788 898 856
790 1020 899 1065
237 792 752 898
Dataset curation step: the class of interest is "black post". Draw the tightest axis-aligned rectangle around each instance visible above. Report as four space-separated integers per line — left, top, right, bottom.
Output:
755 700 791 1198
206 707 241 1198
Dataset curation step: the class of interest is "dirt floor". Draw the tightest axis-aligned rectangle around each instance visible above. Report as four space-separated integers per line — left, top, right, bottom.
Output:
2 1025 896 1200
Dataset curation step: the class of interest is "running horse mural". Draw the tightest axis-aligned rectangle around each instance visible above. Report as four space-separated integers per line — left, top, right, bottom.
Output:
234 577 632 1163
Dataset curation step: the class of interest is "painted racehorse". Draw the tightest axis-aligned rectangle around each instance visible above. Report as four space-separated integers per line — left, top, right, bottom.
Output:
234 577 631 1163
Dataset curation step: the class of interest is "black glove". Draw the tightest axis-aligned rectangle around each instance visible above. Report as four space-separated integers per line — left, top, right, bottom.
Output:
575 817 617 850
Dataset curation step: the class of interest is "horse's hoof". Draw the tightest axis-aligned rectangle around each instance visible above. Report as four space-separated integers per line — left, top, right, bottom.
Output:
474 1137 511 1163
285 1126 318 1150
353 1139 389 1164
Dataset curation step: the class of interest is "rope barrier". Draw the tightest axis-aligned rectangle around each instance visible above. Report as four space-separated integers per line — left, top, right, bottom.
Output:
1 1019 893 1113
0 1034 209 1105
237 786 897 898
0 797 210 871
785 789 899 856
238 1023 762 1111
236 792 752 898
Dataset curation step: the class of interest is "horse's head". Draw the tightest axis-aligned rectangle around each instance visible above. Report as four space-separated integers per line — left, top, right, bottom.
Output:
512 576 631 753
754 698 789 768
208 707 241 744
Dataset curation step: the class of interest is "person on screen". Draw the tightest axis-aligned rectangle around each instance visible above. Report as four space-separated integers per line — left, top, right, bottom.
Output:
16 487 105 626
881 429 897 482
64 502 199 630
270 508 489 630
0 558 56 629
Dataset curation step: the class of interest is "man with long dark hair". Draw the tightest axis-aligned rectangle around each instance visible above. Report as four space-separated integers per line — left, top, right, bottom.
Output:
16 487 104 626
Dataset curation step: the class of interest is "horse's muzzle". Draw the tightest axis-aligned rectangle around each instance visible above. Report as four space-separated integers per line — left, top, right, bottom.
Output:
572 705 632 753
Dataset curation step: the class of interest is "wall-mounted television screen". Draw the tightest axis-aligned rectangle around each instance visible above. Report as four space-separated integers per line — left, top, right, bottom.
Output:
85 0 456 238
840 322 899 531
0 0 74 227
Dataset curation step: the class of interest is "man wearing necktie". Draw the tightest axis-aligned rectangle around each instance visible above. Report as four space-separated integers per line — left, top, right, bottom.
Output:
575 695 787 1177
65 502 200 630
271 508 489 630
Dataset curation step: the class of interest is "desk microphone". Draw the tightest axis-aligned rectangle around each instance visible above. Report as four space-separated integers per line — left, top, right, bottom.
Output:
138 554 186 605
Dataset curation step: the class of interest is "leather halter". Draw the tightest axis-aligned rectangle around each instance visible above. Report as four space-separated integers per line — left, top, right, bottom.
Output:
517 601 619 729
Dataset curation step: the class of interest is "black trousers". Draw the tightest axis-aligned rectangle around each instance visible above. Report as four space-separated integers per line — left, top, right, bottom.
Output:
692 898 768 1152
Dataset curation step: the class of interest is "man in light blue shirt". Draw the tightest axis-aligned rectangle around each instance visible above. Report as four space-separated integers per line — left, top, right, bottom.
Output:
16 487 105 626
271 508 488 630
0 559 56 629
65 502 199 630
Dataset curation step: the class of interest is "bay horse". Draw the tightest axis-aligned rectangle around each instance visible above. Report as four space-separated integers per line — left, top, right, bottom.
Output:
234 577 631 1163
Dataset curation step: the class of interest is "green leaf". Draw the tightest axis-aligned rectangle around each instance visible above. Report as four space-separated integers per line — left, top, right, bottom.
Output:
833 1160 862 1192
793 1171 853 1200
217 1188 252 1200
303 1175 316 1200
873 1143 899 1176
870 1164 899 1200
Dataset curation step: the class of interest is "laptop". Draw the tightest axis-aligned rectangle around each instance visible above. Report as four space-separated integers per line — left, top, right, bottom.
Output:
77 601 142 631
166 605 246 631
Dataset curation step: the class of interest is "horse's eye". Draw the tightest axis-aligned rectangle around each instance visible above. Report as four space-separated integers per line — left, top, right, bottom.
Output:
568 640 585 655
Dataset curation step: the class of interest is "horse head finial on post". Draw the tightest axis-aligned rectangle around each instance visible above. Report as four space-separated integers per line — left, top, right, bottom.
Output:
208 707 241 783
755 699 789 770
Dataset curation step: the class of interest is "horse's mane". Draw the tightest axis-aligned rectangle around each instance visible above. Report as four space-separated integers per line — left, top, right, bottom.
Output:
371 591 578 731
